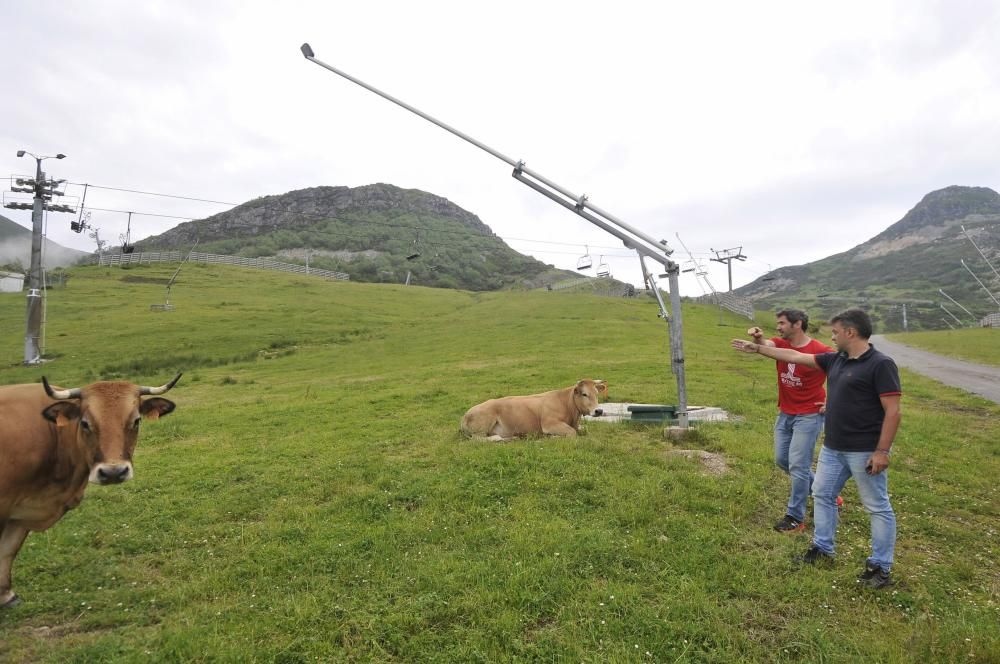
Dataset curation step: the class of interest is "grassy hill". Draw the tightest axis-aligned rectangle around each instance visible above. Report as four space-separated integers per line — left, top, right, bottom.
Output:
0 264 997 661
136 184 586 291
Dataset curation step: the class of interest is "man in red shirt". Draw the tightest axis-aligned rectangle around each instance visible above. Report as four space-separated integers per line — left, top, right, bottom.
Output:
748 309 833 532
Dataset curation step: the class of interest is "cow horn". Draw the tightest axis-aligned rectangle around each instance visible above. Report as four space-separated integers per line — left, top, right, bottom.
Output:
42 376 81 400
139 373 183 395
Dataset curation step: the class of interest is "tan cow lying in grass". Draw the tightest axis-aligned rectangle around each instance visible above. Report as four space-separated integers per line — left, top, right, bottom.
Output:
461 379 606 441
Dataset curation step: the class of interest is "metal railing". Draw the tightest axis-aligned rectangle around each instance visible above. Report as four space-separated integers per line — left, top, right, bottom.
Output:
94 251 350 281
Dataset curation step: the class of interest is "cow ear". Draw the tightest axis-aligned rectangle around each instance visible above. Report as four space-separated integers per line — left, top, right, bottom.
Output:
140 397 176 421
42 401 81 427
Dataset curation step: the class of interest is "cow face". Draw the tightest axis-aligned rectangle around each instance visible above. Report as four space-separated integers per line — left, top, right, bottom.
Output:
41 379 178 485
572 379 603 417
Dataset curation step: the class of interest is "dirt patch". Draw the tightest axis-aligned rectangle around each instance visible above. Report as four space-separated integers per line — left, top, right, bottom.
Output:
667 449 730 476
120 275 170 284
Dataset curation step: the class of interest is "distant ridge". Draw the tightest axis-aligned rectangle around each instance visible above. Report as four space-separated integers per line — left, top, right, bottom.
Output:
735 186 1000 331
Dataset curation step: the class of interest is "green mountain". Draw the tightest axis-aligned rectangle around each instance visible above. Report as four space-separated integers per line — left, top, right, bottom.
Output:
736 186 1000 331
136 183 585 291
0 213 91 271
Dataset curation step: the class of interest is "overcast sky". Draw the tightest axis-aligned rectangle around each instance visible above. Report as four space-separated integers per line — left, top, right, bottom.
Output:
3 1 999 293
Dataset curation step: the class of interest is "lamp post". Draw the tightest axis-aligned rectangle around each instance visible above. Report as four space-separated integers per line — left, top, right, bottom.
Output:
16 149 65 365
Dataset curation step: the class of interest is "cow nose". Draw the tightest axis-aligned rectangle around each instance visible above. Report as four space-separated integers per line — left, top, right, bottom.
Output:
97 465 130 484
594 408 604 417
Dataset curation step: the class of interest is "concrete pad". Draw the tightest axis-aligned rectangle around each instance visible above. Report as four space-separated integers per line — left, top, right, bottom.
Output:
584 403 735 424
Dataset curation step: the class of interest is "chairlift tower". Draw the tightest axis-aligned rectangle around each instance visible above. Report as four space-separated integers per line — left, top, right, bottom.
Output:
151 240 199 312
301 44 690 426
7 150 75 364
709 246 747 293
675 233 715 295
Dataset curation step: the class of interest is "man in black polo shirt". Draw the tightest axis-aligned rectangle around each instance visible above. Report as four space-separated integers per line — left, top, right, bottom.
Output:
731 308 902 588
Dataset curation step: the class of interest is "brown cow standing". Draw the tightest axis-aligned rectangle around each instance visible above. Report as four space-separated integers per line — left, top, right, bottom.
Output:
0 374 180 608
461 379 606 441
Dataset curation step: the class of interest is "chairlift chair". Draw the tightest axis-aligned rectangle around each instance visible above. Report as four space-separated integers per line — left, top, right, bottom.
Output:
596 256 611 278
577 245 593 271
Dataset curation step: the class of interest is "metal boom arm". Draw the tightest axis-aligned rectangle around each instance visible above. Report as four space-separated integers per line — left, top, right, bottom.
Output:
300 43 688 426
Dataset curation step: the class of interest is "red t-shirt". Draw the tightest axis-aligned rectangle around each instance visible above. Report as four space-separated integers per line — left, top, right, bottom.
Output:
771 337 833 415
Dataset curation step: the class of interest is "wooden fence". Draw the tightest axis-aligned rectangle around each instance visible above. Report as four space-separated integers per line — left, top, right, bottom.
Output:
691 291 756 320
980 312 1000 328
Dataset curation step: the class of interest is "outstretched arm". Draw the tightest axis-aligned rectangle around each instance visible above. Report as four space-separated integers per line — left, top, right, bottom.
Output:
730 339 820 369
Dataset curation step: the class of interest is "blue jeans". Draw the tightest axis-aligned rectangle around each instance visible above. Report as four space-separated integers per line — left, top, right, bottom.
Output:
774 412 824 522
812 445 896 570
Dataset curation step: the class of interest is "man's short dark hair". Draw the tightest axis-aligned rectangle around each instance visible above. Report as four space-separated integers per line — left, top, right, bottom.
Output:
830 308 873 339
776 308 809 330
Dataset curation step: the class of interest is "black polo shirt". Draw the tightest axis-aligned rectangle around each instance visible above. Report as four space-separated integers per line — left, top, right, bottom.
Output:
815 345 901 452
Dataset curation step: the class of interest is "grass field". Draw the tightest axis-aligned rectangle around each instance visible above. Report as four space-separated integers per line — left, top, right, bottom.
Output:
886 328 1000 366
1 263 997 662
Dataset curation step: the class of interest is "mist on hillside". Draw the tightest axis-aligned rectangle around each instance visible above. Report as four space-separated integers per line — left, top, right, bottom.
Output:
0 237 90 270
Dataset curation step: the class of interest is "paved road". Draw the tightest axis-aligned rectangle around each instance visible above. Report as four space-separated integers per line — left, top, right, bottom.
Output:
871 335 1000 405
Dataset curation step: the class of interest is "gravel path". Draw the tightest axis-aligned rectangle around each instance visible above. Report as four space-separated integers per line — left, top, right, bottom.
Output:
871 334 1000 405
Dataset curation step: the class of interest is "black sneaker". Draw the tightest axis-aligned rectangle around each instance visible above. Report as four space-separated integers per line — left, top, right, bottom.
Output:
773 515 806 533
858 562 893 589
796 545 834 565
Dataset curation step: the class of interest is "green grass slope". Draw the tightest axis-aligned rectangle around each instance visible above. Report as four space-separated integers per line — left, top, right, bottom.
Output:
0 264 997 662
886 328 1000 367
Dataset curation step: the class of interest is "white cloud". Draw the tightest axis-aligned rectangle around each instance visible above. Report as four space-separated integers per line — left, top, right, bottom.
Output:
3 0 998 293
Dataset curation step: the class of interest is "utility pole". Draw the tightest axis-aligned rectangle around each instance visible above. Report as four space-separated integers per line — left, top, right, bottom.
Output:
7 150 73 364
709 246 747 292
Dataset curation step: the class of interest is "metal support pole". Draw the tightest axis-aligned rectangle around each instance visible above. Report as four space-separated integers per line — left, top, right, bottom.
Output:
938 289 977 321
24 157 45 364
961 259 1000 309
515 171 687 424
301 43 689 425
638 255 689 427
940 303 963 326
961 225 1000 283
